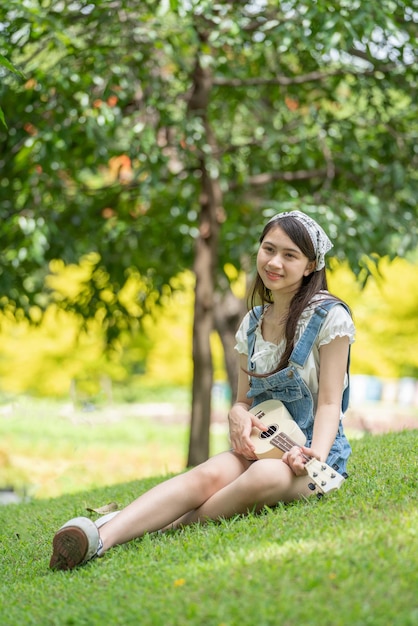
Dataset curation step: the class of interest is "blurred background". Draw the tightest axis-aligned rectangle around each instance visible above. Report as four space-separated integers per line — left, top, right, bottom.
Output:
0 1 416 503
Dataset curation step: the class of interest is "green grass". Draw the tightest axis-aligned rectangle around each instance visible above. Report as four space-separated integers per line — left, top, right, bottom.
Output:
0 394 227 499
1 424 417 625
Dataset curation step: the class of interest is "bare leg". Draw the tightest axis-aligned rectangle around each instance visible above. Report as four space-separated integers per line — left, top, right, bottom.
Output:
50 454 316 570
99 451 251 551
174 457 314 527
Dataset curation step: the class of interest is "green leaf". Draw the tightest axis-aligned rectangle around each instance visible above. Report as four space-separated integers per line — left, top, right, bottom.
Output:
0 107 7 129
0 53 25 78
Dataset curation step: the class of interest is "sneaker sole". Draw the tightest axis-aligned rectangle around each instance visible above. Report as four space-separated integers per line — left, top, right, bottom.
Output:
49 526 89 571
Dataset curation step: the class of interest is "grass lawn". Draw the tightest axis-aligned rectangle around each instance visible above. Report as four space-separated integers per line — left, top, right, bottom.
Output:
0 394 228 500
0 397 417 625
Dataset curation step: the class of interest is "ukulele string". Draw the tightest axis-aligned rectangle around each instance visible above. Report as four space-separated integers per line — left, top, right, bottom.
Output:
275 434 312 463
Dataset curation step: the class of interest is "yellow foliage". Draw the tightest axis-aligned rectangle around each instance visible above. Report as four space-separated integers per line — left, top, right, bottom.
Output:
211 331 228 383
1 259 417 398
0 251 145 396
223 263 247 299
140 271 229 386
47 253 100 300
140 272 194 386
328 258 418 378
0 305 101 395
117 270 152 317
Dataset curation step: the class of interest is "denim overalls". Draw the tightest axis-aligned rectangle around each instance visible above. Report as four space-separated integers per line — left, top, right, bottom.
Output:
246 301 352 475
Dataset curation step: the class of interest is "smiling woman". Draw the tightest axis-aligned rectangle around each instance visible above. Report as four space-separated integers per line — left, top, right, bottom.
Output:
49 211 355 572
255 226 316 346
257 228 316 311
248 211 343 374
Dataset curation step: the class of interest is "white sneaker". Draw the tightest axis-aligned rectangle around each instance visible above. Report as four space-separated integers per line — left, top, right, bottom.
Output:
49 516 101 571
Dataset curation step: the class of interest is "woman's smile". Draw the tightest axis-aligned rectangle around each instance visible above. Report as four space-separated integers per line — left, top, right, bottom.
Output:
257 226 314 294
265 269 283 281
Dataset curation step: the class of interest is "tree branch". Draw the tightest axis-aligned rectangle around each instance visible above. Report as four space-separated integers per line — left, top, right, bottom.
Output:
213 63 397 88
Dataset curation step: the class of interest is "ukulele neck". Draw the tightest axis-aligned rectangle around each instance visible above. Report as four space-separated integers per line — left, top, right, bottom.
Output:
270 432 310 461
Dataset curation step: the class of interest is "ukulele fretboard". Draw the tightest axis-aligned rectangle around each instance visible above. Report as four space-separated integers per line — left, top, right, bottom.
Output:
270 432 298 454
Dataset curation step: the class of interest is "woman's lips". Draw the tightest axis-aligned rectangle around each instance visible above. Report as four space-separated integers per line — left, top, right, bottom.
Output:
265 270 283 281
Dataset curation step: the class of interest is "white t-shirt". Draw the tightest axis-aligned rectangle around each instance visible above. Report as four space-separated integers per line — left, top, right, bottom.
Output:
234 295 355 411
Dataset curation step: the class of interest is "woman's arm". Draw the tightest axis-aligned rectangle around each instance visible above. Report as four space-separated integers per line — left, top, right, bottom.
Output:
283 335 350 474
227 353 267 459
312 335 350 461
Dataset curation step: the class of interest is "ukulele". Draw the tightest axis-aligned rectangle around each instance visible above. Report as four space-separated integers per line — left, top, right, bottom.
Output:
249 399 345 494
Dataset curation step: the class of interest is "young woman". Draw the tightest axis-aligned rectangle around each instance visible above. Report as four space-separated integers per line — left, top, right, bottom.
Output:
50 210 355 571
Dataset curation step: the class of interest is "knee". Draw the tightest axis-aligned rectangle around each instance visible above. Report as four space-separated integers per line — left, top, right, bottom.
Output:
244 460 290 496
187 461 224 495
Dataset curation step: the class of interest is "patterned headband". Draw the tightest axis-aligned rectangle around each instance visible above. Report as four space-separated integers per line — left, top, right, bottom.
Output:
269 210 333 271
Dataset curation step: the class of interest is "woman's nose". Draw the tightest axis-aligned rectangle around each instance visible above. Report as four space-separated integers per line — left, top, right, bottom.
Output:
268 254 283 268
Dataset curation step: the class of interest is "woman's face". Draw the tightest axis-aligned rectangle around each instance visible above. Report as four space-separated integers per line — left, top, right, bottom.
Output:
256 226 315 297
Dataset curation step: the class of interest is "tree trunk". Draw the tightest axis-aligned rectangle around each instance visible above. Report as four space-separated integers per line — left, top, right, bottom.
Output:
187 182 216 466
213 288 247 404
187 55 223 467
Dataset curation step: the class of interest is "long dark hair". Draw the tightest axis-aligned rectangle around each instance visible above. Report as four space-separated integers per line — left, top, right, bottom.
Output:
247 215 344 373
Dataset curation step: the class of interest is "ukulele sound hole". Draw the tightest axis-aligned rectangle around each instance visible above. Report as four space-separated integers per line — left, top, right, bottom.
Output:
259 424 278 439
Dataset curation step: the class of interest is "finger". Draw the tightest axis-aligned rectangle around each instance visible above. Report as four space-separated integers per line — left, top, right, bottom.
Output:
300 446 319 460
244 441 256 458
281 453 290 466
251 417 268 432
232 440 256 459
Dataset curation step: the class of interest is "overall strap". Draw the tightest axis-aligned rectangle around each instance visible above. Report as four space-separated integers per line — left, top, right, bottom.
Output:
289 301 335 367
245 300 351 412
246 306 264 372
289 300 351 412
